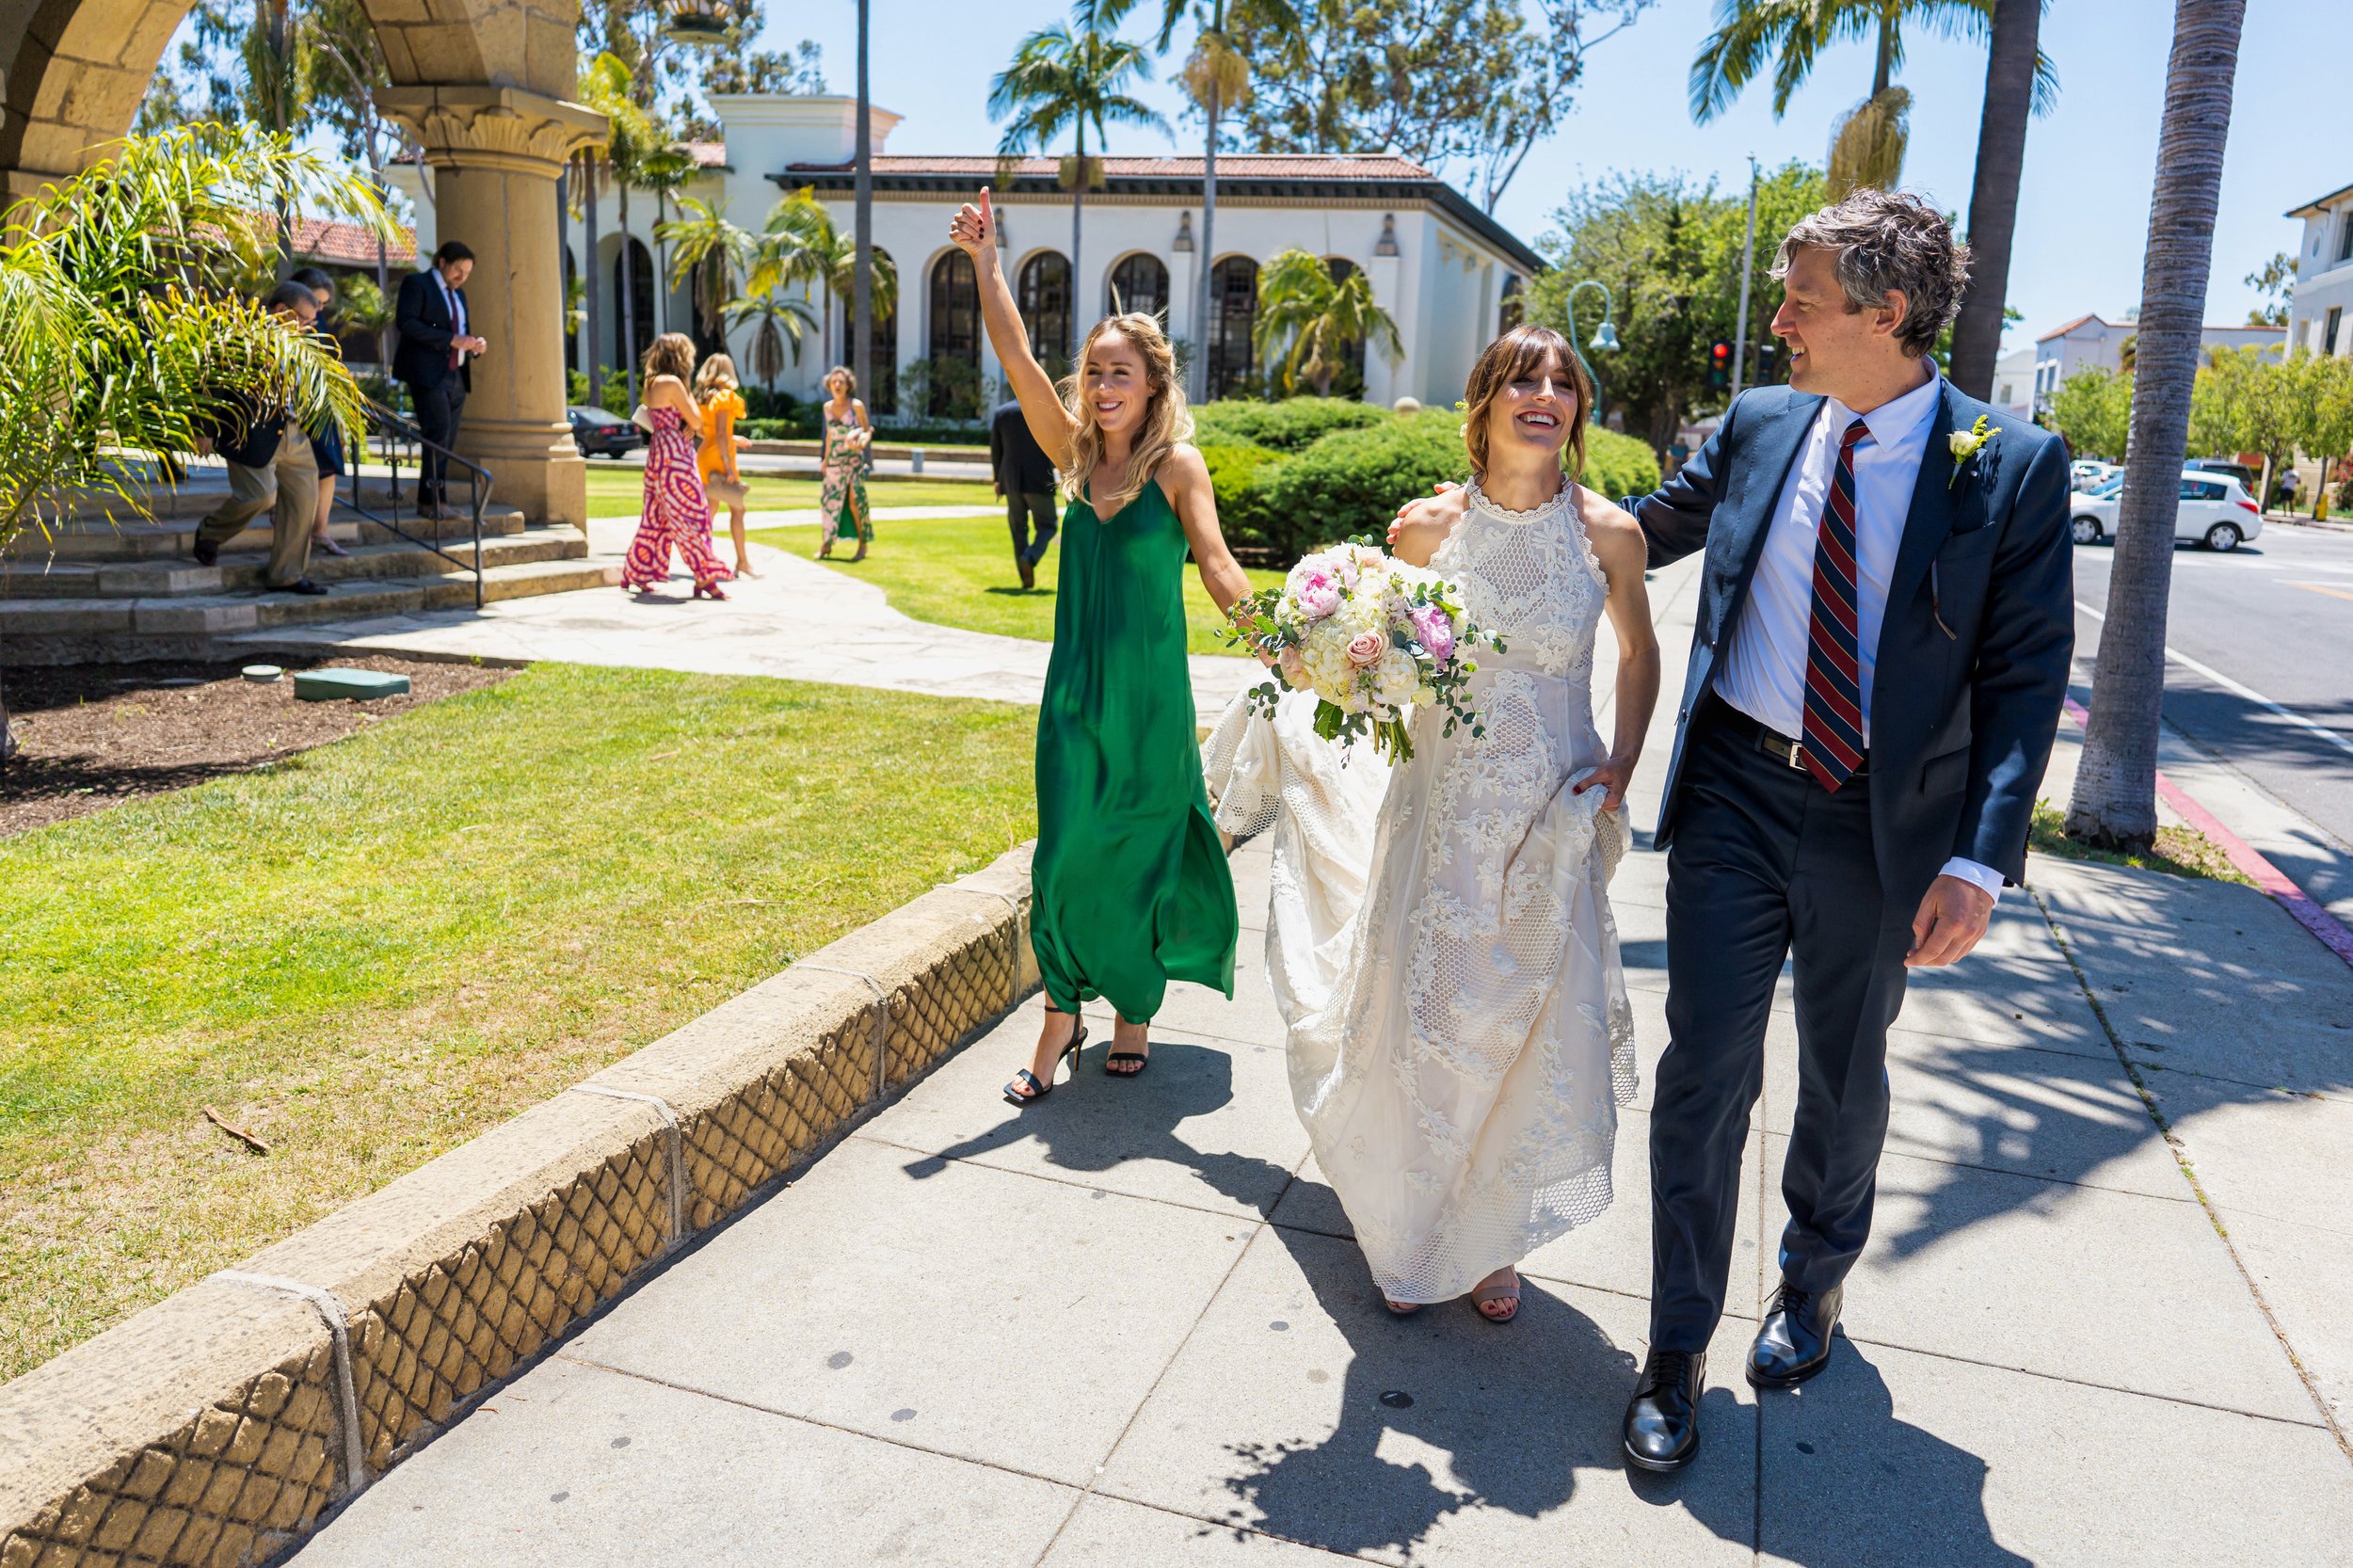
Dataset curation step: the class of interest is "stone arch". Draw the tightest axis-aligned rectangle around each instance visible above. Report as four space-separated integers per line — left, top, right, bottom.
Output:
925 247 980 417
1104 249 1168 323
0 0 604 527
1207 252 1258 400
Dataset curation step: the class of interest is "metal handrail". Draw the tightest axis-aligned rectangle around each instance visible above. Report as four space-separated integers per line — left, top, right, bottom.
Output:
339 399 495 611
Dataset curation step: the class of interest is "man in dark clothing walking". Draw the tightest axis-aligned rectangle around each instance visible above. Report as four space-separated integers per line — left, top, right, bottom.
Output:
393 239 488 517
989 397 1059 589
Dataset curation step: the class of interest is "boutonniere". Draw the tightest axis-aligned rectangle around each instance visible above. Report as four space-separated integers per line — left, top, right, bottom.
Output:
1947 416 1995 489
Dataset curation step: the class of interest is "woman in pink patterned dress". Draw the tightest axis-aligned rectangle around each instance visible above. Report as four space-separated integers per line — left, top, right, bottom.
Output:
621 333 735 600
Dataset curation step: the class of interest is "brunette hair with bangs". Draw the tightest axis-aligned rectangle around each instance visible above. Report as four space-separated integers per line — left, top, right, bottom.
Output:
1461 325 1593 482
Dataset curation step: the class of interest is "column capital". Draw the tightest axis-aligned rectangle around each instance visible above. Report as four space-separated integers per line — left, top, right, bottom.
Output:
379 86 605 177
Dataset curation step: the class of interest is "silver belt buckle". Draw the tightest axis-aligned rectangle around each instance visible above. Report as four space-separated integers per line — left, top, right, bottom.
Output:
1783 735 1807 770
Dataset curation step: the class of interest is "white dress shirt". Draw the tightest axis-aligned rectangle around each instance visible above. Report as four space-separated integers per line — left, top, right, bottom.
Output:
1715 372 2006 900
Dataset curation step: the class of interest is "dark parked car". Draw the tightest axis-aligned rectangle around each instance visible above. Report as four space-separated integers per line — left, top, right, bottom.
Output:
568 405 644 459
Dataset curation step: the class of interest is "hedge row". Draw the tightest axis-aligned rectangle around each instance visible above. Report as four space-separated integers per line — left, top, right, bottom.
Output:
1193 402 1662 565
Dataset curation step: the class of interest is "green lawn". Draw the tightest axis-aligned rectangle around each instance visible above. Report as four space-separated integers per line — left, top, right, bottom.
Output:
584 465 1000 519
0 665 1036 1379
747 514 1286 658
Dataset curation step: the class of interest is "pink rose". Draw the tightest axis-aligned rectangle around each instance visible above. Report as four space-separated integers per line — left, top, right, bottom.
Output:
1345 631 1385 667
1409 604 1456 664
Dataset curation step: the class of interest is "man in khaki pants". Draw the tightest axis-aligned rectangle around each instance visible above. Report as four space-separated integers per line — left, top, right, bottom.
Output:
191 281 329 596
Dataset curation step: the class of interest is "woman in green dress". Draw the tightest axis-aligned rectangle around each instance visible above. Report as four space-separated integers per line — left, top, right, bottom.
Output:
815 365 872 562
948 187 1253 1102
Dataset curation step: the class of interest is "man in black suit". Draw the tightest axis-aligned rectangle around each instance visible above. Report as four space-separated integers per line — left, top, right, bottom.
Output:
1400 191 2072 1472
989 397 1059 589
394 239 489 517
191 281 330 595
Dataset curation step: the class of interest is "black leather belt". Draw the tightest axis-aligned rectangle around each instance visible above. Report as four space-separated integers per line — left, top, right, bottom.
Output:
1715 703 1868 777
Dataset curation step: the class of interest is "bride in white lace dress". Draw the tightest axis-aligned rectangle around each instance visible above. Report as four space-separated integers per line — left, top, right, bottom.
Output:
1206 326 1660 1320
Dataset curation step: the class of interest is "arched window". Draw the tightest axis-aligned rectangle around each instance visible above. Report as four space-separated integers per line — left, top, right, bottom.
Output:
1499 272 1525 334
1107 252 1169 321
927 249 981 417
615 238 655 372
1017 250 1072 366
841 248 900 413
1208 255 1258 400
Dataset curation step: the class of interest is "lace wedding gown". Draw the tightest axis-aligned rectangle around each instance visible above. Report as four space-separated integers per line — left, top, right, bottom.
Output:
1205 480 1637 1304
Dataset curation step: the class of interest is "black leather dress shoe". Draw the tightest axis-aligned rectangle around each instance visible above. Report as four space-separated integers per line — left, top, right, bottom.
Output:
191 537 219 567
1748 1281 1843 1389
1624 1349 1705 1473
278 578 329 597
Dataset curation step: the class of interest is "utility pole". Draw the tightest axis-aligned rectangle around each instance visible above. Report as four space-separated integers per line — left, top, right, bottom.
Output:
1730 155 1758 402
853 0 873 406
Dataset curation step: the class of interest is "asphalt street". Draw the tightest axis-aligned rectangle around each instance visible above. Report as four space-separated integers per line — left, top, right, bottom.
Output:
2070 518 2353 908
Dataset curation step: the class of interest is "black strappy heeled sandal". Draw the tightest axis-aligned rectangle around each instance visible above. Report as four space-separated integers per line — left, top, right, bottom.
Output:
1003 1014 1087 1107
1105 1019 1150 1080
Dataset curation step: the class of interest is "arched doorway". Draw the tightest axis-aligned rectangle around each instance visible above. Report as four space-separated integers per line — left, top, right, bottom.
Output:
1499 272 1525 334
614 237 655 375
1017 250 1072 368
1107 252 1168 322
1324 257 1366 391
927 249 981 418
1208 255 1258 401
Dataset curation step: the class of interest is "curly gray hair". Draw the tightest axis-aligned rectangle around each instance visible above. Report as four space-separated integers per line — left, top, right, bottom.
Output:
1770 189 1971 359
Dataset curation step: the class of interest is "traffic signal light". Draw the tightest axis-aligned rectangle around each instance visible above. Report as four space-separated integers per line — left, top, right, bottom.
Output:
1708 341 1732 392
1753 341 1779 384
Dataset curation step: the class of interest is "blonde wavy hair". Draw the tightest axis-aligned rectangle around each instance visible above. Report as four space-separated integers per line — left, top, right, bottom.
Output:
694 353 740 396
1058 312 1191 516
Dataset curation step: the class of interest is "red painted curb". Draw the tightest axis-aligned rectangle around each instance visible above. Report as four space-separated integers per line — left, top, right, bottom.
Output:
2060 696 2353 969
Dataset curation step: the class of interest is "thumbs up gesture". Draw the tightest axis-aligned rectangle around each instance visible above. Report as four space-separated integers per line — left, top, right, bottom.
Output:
950 187 997 270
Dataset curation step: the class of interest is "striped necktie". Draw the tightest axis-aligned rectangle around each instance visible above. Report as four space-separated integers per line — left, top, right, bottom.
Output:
1801 418 1872 792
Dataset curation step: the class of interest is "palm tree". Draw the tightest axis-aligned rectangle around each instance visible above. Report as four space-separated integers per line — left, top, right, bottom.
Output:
758 189 898 368
988 1 1168 357
722 294 822 391
1135 2 1302 402
0 123 376 763
636 144 701 338
581 52 662 403
1947 0 2047 398
1252 248 1402 397
1689 0 2056 199
658 197 757 343
2063 0 2247 851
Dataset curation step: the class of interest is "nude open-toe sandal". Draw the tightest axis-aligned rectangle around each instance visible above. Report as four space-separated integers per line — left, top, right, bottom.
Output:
1472 1274 1521 1324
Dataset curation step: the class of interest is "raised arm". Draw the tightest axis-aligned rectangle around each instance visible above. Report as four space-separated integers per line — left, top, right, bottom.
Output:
950 188 1079 469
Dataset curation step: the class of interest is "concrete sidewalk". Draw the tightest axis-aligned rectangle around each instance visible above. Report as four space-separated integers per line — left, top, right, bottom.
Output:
241 518 1264 722
281 555 2353 1565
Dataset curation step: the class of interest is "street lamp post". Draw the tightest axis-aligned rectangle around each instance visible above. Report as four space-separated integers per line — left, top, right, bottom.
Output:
1561 279 1620 425
853 0 872 408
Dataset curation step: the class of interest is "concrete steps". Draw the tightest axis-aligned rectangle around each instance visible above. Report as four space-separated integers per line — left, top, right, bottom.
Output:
0 528 579 599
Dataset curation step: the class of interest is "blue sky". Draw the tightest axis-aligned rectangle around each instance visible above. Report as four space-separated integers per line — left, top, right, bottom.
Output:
755 0 2342 352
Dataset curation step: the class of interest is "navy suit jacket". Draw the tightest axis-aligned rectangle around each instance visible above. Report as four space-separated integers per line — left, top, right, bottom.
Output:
1626 378 2073 907
393 269 471 392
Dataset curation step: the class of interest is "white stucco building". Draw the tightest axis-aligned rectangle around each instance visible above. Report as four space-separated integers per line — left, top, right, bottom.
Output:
1993 345 2037 422
395 95 1544 418
2025 312 2283 411
2285 180 2353 363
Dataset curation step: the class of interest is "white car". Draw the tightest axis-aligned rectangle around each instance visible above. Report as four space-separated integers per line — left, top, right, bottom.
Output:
2069 469 2263 552
2071 459 2122 492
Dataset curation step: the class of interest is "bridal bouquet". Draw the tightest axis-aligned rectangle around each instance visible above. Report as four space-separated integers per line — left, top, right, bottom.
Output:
1223 536 1503 761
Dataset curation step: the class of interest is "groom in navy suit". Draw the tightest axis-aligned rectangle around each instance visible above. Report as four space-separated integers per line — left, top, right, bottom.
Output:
1401 190 2072 1472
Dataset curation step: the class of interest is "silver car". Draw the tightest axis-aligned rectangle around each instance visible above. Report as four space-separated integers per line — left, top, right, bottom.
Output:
2069 469 2264 552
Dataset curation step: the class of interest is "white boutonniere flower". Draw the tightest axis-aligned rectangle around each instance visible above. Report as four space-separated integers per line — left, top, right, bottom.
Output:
1947 416 1995 489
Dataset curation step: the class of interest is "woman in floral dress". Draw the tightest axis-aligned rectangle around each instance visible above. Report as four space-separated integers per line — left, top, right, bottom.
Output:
621 333 734 600
816 364 872 561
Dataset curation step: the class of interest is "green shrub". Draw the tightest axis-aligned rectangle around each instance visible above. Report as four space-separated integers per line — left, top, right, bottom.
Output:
1578 426 1662 502
1198 441 1289 553
1191 396 1391 454
1246 408 1468 559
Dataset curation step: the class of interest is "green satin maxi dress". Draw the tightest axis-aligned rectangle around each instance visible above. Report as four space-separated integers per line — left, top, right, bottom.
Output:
1032 477 1238 1021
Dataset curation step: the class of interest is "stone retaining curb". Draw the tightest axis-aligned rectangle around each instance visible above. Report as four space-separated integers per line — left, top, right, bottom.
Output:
0 843 1038 1568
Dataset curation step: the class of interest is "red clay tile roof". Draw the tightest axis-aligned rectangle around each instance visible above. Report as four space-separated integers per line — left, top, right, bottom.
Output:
289 216 416 267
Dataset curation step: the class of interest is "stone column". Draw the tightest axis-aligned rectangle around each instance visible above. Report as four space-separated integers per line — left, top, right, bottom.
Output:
381 86 604 531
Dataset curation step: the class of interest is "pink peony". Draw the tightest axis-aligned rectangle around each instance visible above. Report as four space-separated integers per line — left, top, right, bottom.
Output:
1345 631 1385 667
1409 604 1457 664
1295 576 1341 619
